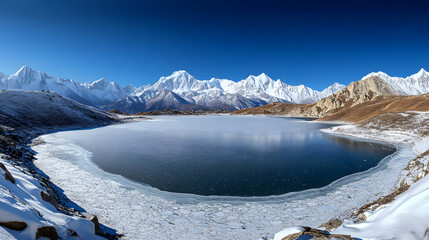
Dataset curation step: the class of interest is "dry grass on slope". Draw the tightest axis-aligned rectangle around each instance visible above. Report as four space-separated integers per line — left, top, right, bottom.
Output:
319 93 429 123
233 102 307 115
234 92 429 125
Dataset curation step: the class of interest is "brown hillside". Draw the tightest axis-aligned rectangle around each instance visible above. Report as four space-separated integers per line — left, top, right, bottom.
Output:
234 93 429 123
319 93 429 122
234 76 403 118
308 76 399 116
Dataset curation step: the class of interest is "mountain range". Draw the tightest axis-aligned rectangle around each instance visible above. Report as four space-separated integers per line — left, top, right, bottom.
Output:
0 66 346 113
235 71 429 121
1 66 428 113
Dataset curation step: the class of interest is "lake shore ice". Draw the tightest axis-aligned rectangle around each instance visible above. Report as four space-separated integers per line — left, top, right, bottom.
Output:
275 111 429 240
31 116 419 240
0 154 105 240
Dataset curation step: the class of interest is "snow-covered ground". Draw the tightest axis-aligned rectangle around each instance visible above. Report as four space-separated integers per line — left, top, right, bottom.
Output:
330 115 429 239
0 155 104 240
274 111 429 240
32 117 418 240
0 90 118 239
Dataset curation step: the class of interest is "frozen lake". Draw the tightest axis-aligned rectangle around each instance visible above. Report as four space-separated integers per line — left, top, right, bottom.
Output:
40 115 395 196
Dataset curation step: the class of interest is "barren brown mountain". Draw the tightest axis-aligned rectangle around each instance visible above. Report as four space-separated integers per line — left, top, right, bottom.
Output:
234 76 429 122
319 93 429 122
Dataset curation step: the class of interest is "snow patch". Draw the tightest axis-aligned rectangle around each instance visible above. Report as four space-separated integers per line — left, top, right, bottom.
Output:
0 156 103 240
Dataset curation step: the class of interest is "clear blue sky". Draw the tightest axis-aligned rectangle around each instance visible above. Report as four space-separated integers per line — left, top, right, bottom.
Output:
0 0 428 90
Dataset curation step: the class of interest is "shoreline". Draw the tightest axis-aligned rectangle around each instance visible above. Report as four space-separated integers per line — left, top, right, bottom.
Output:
273 111 429 239
32 118 399 204
0 123 119 239
31 115 416 239
0 90 127 239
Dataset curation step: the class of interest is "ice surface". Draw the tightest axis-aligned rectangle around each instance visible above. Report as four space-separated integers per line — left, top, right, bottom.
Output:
32 118 415 239
276 115 429 240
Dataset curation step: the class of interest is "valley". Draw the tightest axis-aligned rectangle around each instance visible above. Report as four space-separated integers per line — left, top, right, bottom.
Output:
0 67 428 240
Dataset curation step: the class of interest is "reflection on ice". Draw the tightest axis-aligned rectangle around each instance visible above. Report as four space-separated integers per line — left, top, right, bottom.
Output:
32 117 415 239
34 116 395 197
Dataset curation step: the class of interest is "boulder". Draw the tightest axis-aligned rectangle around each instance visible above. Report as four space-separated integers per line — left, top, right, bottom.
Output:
281 226 353 240
318 218 343 231
40 191 59 209
90 215 101 234
0 163 15 184
36 226 58 240
0 221 27 231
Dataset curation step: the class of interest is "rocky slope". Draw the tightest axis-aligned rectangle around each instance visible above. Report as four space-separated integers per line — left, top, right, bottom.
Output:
320 92 429 122
0 90 119 239
0 90 118 131
234 76 422 119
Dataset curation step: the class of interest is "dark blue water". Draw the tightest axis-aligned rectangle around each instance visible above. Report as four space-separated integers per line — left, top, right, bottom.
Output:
52 116 395 197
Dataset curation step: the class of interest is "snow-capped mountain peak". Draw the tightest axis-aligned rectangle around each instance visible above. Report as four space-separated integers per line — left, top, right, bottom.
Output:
1 66 136 105
89 78 111 88
13 65 36 77
0 66 371 114
410 68 428 79
170 70 191 77
244 73 275 85
321 82 346 96
15 65 31 74
363 68 429 95
362 71 391 81
153 70 202 93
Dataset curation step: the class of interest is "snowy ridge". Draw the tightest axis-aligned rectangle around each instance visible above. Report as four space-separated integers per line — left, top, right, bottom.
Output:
112 71 346 113
143 70 345 104
0 90 117 130
4 66 429 114
0 66 136 106
0 90 118 239
0 66 346 113
363 68 429 95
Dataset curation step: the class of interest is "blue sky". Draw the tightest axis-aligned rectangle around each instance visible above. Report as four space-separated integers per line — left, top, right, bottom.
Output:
0 0 428 90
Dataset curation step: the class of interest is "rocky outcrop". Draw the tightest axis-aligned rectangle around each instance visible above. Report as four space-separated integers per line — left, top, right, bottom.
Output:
318 218 343 232
279 226 353 240
36 226 58 240
0 162 15 183
90 215 101 234
40 191 59 209
305 76 399 117
0 221 27 231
